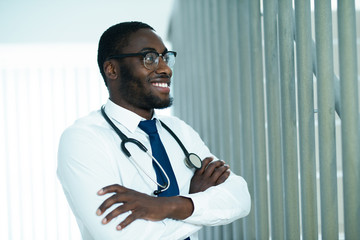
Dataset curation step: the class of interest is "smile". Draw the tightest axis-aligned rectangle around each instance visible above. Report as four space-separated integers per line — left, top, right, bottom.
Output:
152 82 169 88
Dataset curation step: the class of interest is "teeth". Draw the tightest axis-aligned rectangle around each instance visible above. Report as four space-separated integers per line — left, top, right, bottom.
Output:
152 82 168 88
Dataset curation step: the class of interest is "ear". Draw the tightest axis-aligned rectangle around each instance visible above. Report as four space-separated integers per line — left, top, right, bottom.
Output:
103 60 118 80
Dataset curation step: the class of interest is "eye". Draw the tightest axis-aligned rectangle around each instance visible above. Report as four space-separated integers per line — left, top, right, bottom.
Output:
163 54 170 63
144 52 158 65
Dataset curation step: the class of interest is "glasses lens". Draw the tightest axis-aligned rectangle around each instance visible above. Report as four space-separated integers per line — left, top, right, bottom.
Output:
164 52 176 68
143 52 159 70
143 51 176 70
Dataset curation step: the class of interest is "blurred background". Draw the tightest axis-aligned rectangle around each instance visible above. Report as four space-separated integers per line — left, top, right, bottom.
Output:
1 0 360 240
0 0 174 239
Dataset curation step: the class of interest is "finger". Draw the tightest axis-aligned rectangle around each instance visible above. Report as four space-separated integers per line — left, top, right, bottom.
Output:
97 193 125 216
203 160 225 177
98 184 126 195
215 169 231 185
210 164 230 181
117 210 138 231
195 157 213 175
102 204 132 224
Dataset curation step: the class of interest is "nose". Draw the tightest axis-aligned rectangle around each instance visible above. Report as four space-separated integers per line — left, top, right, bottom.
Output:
155 56 172 76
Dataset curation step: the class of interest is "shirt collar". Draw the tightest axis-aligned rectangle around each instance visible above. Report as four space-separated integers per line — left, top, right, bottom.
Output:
103 99 160 133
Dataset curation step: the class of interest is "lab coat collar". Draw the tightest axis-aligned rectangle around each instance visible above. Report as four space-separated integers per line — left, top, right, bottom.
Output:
103 99 161 133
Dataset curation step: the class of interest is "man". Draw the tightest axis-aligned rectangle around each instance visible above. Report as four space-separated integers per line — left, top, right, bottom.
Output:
57 21 250 240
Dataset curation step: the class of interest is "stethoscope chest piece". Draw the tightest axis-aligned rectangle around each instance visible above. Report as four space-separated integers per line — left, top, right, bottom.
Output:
185 153 202 170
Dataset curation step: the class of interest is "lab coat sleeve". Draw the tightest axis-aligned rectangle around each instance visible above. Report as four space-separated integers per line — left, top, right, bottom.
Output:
183 173 251 226
171 118 251 226
57 125 201 240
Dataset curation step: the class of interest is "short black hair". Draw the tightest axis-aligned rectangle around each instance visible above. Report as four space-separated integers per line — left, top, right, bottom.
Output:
97 21 154 85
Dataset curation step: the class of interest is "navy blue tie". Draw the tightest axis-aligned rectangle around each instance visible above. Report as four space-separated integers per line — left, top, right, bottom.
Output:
138 120 191 240
138 119 180 197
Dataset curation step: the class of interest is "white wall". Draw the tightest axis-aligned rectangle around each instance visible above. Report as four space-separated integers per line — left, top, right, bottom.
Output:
0 1 174 239
0 0 174 43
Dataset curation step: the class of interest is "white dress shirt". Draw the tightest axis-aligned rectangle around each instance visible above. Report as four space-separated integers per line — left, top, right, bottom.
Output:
57 99 251 240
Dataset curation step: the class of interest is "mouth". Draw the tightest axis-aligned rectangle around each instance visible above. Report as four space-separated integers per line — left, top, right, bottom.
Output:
150 80 170 94
149 73 171 93
151 82 170 88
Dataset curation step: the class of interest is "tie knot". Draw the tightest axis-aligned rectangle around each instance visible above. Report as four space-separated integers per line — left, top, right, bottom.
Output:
138 119 158 135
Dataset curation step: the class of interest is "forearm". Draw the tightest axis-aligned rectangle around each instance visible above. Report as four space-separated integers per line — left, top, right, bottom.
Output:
166 196 194 220
59 163 199 240
58 123 201 239
97 185 194 226
183 172 251 226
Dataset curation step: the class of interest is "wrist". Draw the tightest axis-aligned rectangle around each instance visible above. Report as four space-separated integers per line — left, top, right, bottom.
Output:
166 196 194 220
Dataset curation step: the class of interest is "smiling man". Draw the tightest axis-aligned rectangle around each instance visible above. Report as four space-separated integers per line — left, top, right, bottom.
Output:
57 21 251 240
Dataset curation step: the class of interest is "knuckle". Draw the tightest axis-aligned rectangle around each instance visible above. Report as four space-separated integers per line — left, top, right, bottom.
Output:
211 173 220 181
212 160 223 167
122 216 132 226
221 171 229 178
218 165 227 172
215 160 225 166
204 157 213 164
206 165 218 173
105 212 115 221
219 173 230 183
110 206 123 217
99 201 111 211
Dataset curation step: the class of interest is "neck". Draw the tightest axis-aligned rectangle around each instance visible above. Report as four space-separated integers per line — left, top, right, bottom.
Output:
109 96 154 120
134 108 154 120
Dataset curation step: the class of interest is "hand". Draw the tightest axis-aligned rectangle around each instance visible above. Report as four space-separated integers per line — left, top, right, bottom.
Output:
189 157 230 194
96 184 193 230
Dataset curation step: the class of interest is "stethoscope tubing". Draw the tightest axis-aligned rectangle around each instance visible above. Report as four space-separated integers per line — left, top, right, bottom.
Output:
101 106 171 194
100 105 202 195
128 152 170 191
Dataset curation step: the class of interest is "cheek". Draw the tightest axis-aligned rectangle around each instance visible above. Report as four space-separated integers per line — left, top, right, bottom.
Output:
138 68 153 81
131 69 152 84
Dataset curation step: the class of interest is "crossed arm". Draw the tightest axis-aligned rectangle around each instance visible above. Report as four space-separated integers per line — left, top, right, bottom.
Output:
96 157 230 230
58 120 251 239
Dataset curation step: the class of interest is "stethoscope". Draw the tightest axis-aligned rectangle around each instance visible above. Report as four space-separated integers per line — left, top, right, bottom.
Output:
101 106 202 195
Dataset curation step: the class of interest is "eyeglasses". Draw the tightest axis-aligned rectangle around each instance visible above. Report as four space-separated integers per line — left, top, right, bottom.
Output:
107 51 177 71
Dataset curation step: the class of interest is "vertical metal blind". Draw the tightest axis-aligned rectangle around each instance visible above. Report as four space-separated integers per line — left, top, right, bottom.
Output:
169 0 360 239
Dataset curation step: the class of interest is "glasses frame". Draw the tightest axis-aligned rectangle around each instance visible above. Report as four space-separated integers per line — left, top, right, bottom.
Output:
106 50 177 70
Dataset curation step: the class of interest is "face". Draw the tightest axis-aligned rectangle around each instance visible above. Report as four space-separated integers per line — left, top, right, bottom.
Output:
118 62 173 110
107 28 173 115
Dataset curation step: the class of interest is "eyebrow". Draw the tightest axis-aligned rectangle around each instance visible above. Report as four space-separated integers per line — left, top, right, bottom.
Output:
140 47 168 54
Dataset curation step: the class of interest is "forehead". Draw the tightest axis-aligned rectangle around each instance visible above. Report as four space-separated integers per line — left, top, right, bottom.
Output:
123 28 167 53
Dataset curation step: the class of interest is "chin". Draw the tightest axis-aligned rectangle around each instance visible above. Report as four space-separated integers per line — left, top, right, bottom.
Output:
154 97 173 109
